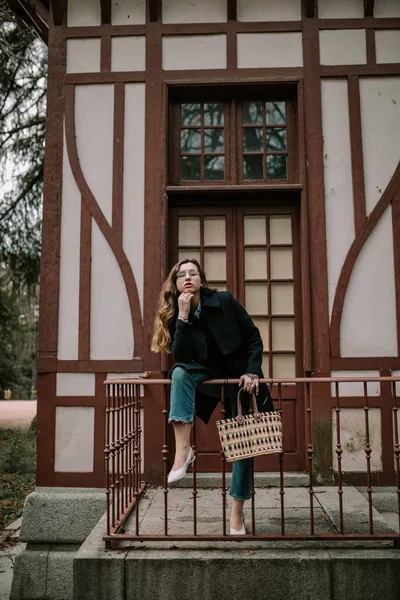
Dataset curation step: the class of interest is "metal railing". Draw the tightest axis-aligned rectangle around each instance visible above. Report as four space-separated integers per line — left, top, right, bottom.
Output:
104 376 400 546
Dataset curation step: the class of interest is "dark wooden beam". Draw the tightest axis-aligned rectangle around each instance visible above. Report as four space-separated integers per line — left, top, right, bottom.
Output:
364 0 374 17
305 0 316 18
148 0 161 22
227 0 237 21
50 0 66 26
100 0 111 24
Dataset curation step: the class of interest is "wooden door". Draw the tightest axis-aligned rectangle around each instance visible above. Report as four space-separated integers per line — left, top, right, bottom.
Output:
169 202 305 471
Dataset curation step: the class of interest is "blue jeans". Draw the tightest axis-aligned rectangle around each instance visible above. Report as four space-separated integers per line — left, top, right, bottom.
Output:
169 366 252 501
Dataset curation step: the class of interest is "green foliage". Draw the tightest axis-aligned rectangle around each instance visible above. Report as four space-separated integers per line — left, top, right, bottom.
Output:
0 427 36 529
0 1 47 291
0 264 38 399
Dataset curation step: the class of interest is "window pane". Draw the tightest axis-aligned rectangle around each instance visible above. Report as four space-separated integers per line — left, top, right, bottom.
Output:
266 128 287 152
204 103 224 126
181 129 201 153
179 217 201 246
204 129 224 153
245 248 267 279
245 283 268 313
270 248 293 279
204 217 226 246
271 282 294 315
243 128 263 152
178 248 201 263
267 155 288 180
272 318 295 351
266 101 286 125
204 156 224 180
204 249 226 280
243 102 263 125
272 354 295 378
269 215 292 244
181 156 201 180
181 103 201 126
243 155 264 180
253 318 269 351
244 215 266 245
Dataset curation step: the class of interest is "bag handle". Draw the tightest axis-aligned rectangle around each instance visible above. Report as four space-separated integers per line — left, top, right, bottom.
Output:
236 388 259 422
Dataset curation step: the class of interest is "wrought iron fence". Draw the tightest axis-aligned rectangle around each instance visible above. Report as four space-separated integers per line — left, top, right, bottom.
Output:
104 376 400 546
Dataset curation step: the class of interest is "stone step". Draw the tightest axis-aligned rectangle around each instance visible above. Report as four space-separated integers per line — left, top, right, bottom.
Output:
173 471 309 488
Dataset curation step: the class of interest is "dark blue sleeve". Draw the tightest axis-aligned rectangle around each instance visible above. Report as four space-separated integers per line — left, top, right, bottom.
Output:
170 318 195 362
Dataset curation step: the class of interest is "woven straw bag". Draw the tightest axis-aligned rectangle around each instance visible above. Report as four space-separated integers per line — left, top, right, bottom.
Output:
216 388 283 462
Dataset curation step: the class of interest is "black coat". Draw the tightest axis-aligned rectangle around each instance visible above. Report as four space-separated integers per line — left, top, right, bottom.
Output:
169 290 273 423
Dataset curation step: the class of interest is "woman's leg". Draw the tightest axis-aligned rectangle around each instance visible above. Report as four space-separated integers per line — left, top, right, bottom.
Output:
169 367 208 470
229 458 252 529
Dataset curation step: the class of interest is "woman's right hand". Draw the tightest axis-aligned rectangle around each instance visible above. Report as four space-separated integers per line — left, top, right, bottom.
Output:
178 292 193 320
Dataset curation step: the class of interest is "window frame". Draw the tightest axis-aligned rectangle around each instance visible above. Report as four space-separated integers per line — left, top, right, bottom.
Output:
169 86 298 187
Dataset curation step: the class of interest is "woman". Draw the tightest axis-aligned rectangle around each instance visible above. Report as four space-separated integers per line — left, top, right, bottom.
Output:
152 258 274 534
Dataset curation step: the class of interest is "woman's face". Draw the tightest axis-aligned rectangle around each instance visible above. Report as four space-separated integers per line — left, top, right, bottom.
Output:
175 261 202 295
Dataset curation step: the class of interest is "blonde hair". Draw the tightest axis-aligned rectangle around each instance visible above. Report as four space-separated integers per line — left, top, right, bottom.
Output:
151 258 214 353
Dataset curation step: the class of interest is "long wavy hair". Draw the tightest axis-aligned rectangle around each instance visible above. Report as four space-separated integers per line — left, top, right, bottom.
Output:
151 258 215 353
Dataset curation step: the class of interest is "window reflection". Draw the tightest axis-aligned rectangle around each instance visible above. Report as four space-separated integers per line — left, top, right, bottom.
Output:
204 156 224 180
243 128 263 152
266 102 286 125
266 128 287 152
204 103 224 126
181 156 201 180
204 129 224 153
243 155 263 180
243 102 263 125
267 155 287 180
181 103 201 126
181 129 201 153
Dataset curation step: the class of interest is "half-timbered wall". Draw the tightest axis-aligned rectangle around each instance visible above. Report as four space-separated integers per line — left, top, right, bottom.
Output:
36 0 400 486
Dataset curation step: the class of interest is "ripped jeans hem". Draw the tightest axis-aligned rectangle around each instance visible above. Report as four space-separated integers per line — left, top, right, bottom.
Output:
168 417 194 424
228 491 251 501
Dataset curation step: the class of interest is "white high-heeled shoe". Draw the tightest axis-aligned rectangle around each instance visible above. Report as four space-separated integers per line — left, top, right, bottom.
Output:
230 519 246 535
167 447 195 485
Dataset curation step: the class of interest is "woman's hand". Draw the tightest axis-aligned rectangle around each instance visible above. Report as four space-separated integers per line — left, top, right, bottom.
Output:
239 373 259 395
178 292 193 321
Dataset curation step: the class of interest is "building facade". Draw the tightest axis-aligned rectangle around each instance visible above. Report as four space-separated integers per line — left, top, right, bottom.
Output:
7 0 400 596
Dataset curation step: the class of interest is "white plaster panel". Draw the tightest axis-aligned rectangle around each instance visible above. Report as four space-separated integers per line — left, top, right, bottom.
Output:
330 371 380 397
66 39 101 73
318 0 363 18
376 31 400 64
58 131 80 360
111 36 146 71
360 77 400 215
341 205 397 357
90 221 134 359
111 0 146 24
319 30 366 66
123 84 145 314
321 79 355 317
56 373 96 397
332 408 382 472
67 0 101 26
162 0 227 23
55 407 95 472
75 85 114 225
237 0 301 21
162 35 227 70
237 33 303 68
375 0 400 17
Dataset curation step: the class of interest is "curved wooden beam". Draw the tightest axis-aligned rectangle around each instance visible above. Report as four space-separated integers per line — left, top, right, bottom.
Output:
330 160 400 356
64 85 143 358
